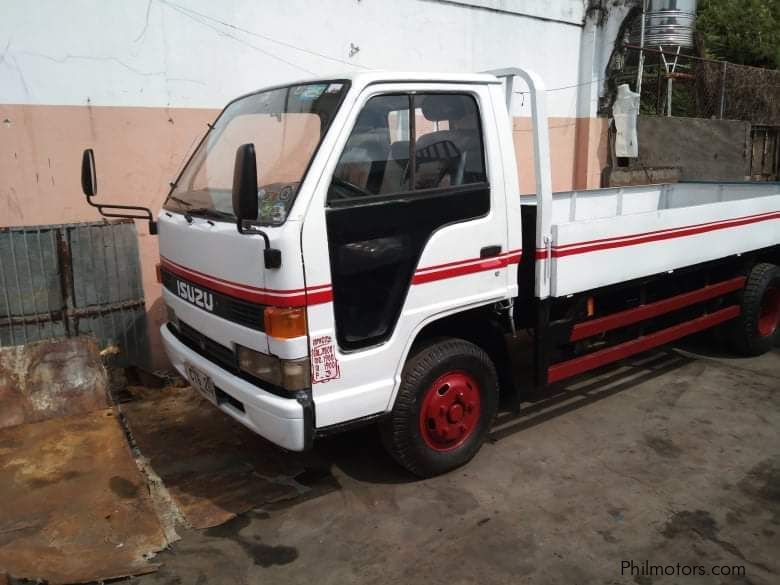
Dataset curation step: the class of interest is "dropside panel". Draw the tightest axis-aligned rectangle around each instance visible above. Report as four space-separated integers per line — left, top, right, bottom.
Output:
549 193 780 297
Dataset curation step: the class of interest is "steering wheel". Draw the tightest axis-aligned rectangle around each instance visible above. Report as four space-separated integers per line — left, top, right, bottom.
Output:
330 177 373 200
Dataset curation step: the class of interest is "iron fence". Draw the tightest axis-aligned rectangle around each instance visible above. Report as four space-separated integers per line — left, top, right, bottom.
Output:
615 45 780 125
0 219 149 367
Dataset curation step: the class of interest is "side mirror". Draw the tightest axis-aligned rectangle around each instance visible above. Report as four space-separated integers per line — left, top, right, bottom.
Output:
230 143 281 269
232 143 258 222
81 149 97 198
79 147 158 235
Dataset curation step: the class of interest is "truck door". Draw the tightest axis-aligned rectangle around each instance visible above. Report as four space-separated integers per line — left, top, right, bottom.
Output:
301 83 513 429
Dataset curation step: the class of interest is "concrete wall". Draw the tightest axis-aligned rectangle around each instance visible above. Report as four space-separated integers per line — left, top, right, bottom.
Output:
1 0 628 368
636 117 751 181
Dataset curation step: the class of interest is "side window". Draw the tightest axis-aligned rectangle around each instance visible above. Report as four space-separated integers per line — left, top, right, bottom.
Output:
329 95 410 201
328 92 486 203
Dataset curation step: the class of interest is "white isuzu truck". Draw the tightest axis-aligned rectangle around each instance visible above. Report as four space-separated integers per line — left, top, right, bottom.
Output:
81 68 780 476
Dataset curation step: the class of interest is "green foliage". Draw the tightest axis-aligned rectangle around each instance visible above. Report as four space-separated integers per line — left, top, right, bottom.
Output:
697 0 780 68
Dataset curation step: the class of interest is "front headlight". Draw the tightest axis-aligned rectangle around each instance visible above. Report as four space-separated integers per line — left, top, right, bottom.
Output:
236 345 310 391
279 357 311 390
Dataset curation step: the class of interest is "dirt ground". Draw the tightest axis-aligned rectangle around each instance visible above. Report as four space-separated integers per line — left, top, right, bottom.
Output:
119 340 780 585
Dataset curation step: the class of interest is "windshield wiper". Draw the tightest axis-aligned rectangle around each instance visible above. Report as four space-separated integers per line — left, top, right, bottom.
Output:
183 207 234 223
167 194 193 207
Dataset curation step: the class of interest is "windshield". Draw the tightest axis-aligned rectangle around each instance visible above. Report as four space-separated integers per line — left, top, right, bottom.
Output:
165 81 349 224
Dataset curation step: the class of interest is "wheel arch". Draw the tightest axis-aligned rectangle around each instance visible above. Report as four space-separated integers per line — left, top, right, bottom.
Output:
755 244 780 269
387 303 515 411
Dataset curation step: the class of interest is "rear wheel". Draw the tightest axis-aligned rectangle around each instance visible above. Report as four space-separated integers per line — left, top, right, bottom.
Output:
380 338 498 477
729 263 780 356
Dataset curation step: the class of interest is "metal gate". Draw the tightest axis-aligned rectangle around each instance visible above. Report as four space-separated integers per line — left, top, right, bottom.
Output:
750 126 780 181
0 219 149 367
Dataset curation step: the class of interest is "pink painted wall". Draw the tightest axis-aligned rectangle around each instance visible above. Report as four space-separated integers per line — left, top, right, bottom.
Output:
1 104 218 368
513 117 609 194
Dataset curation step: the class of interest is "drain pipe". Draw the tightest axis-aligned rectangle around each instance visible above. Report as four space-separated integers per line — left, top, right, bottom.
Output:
636 0 647 95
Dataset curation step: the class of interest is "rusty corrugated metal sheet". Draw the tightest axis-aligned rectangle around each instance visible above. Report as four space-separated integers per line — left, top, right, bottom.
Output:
0 408 167 583
122 386 309 529
0 337 110 429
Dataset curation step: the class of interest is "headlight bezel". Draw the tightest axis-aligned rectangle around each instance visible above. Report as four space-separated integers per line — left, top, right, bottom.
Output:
236 345 311 391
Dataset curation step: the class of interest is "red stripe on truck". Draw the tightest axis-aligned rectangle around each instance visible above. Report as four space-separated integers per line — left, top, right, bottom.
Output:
548 305 741 383
569 276 746 342
412 250 522 285
535 210 780 259
160 257 332 307
161 249 522 307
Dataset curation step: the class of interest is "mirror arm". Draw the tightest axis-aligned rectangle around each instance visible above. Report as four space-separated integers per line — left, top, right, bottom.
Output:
86 198 158 235
236 220 282 269
236 219 269 246
81 148 158 235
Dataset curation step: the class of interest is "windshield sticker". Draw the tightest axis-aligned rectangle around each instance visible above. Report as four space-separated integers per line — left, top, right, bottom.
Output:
294 84 327 101
325 83 344 94
279 185 293 201
311 335 341 383
270 201 288 223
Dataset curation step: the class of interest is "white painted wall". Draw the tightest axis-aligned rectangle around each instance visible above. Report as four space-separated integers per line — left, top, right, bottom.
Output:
437 0 585 24
0 0 628 117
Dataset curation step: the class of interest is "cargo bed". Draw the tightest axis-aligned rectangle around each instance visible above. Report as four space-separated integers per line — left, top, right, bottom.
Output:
521 182 780 297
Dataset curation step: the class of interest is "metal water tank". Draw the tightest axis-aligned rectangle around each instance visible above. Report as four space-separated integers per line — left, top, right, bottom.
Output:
630 0 698 49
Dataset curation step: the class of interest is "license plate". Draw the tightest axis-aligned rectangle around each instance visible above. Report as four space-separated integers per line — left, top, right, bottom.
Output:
185 363 216 404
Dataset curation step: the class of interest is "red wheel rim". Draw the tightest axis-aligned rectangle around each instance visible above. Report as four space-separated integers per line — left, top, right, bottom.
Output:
419 371 481 452
758 286 780 337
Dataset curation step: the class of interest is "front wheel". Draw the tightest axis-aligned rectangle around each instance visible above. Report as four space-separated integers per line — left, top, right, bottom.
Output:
380 338 498 477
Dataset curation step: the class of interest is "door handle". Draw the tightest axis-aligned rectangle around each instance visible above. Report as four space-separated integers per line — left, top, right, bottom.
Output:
480 245 502 259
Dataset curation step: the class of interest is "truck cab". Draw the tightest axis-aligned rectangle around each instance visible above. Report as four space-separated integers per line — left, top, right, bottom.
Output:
158 72 520 463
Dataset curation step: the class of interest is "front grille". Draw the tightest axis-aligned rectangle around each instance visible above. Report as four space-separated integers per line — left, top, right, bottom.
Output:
172 321 238 374
161 268 265 331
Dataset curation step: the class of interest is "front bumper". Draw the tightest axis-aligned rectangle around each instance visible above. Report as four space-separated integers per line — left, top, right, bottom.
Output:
160 324 311 451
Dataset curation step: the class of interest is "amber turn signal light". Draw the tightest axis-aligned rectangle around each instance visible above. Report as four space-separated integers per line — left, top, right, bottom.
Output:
264 306 307 339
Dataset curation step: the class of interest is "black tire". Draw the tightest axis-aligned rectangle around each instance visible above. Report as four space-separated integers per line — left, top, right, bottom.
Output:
728 263 780 356
380 338 499 477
